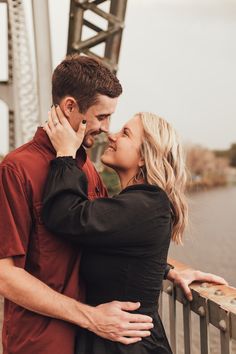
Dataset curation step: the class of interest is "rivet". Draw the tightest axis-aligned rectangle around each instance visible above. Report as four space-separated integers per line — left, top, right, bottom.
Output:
219 320 227 332
214 289 224 296
166 286 173 296
230 298 236 305
198 306 205 317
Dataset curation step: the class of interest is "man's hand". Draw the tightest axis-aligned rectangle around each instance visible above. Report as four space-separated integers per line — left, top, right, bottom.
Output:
167 268 228 301
84 301 153 345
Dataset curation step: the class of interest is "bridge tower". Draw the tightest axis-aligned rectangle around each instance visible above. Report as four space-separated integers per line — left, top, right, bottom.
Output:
0 0 127 153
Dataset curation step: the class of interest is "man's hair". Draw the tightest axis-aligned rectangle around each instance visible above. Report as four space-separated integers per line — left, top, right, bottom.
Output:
52 54 122 113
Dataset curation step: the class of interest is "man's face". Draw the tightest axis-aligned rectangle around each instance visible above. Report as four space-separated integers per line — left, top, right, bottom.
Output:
78 95 118 148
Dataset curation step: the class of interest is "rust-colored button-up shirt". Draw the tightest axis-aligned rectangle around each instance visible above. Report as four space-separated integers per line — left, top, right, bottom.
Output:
0 128 107 354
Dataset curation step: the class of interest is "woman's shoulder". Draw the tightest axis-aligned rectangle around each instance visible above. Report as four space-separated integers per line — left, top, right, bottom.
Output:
119 184 170 207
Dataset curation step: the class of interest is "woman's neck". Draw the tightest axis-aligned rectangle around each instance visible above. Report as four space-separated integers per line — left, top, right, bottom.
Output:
118 170 145 190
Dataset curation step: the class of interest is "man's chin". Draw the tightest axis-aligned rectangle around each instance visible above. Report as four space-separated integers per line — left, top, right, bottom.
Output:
83 136 95 148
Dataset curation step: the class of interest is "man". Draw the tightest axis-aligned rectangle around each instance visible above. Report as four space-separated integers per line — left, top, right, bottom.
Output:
0 55 226 354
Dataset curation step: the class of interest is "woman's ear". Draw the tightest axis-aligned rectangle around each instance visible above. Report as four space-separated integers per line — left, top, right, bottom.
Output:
138 157 145 168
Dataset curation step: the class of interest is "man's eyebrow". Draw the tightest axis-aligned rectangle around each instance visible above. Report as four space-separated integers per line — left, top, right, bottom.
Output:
96 113 111 118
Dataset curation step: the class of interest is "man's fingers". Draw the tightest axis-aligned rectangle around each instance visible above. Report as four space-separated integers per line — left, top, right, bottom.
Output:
116 336 142 345
119 301 141 312
125 322 154 331
119 330 151 338
125 312 153 323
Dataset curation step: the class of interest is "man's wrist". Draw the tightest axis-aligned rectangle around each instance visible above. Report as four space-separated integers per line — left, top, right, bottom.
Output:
73 301 94 329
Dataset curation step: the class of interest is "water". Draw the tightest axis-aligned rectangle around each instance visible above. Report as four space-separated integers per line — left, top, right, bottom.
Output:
0 186 236 353
166 185 236 353
169 185 236 287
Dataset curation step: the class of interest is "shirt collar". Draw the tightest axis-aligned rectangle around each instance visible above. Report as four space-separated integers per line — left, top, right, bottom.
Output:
32 127 87 166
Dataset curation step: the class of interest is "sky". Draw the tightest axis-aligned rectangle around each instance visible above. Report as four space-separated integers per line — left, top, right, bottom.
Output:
0 0 236 154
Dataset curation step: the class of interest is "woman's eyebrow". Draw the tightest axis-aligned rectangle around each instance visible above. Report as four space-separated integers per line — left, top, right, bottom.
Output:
124 127 133 136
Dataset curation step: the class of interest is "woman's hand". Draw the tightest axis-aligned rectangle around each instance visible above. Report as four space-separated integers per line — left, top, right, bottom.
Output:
43 105 86 158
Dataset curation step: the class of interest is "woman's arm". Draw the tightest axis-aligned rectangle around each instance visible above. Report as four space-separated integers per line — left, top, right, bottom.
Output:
42 157 170 247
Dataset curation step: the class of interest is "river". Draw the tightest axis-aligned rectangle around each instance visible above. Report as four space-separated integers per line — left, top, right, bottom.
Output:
169 185 236 287
0 186 235 353
165 185 236 353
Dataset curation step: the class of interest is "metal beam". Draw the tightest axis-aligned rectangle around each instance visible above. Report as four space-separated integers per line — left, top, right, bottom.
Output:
67 0 127 73
32 0 53 123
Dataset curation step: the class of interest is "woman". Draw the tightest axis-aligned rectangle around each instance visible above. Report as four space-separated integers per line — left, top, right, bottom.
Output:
42 111 188 354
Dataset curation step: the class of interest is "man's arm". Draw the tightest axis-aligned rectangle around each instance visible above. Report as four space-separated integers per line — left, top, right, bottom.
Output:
0 257 153 344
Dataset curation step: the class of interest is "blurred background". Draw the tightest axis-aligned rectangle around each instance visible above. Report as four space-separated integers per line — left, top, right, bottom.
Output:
0 1 236 353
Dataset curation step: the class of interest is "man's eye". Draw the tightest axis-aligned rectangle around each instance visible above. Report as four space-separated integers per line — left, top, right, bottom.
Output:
98 116 110 121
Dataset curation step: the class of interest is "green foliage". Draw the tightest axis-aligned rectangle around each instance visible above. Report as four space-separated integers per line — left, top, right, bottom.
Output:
100 169 120 196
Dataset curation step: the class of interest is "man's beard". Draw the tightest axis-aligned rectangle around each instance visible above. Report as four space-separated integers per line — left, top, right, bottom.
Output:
83 133 97 148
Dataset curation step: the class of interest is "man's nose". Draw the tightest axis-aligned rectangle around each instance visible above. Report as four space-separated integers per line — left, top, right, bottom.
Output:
100 118 110 133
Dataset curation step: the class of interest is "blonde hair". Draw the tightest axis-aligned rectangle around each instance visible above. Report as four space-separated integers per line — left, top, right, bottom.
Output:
138 112 188 244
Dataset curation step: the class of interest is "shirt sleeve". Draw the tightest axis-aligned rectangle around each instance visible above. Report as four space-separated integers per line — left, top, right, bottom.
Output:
42 157 168 248
0 164 32 259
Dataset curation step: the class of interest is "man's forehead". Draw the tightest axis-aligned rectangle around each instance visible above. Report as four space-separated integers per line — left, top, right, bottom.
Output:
92 96 118 115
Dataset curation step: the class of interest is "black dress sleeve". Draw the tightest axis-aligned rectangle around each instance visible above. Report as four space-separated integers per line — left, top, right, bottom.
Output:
42 157 170 248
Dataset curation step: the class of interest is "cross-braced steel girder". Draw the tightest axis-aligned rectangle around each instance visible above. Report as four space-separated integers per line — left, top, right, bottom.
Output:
0 0 53 151
67 0 127 73
0 0 40 150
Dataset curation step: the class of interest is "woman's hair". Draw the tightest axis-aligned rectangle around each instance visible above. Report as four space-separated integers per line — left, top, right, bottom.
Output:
139 112 188 244
52 54 122 113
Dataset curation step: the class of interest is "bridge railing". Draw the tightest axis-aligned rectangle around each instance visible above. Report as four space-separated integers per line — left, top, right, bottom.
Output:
160 259 236 354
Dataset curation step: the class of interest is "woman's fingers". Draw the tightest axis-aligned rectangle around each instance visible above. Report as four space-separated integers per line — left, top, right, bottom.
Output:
48 110 57 132
43 122 52 138
55 105 69 127
76 120 87 142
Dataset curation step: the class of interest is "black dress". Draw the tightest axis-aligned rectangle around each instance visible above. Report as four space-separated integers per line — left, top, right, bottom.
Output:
42 157 173 354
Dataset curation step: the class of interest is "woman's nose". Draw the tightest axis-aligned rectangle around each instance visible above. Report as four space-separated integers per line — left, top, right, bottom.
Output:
108 133 117 142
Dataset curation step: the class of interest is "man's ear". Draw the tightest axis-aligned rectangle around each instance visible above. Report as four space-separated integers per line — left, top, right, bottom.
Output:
60 97 77 118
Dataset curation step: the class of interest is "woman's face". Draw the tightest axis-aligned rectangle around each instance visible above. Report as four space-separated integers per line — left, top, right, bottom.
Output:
101 115 144 173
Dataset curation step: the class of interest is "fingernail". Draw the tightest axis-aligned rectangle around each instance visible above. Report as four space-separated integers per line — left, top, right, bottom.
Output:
82 119 87 124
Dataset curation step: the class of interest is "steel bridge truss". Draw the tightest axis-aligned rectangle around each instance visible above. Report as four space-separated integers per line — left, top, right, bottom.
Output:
67 0 127 73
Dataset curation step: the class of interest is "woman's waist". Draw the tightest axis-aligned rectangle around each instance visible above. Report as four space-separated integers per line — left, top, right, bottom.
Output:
87 296 161 314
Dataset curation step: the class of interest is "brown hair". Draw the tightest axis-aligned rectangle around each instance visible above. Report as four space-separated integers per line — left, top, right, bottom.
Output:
52 54 122 113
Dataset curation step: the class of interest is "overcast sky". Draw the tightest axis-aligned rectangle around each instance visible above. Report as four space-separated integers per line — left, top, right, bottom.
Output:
0 0 236 154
